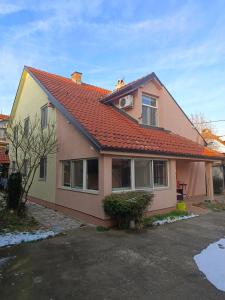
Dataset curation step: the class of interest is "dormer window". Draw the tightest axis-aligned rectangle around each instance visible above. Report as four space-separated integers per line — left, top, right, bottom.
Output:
142 94 157 126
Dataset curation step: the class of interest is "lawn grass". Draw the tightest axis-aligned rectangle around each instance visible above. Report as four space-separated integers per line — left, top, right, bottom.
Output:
143 210 189 228
96 226 110 232
0 209 39 234
199 201 225 212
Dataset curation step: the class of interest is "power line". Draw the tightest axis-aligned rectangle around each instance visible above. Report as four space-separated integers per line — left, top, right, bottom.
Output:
194 119 225 125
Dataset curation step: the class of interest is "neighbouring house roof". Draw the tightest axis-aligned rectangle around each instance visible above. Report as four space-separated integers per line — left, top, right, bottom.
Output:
202 129 225 154
0 114 10 121
0 148 9 164
24 66 223 160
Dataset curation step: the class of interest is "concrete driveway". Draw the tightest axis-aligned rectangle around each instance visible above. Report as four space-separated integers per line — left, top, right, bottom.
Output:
0 212 225 300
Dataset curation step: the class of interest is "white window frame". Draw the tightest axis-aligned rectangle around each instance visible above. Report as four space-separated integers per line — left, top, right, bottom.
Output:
62 160 71 187
24 117 29 138
41 105 48 129
112 157 132 191
39 156 47 180
112 157 169 192
142 93 158 127
153 159 169 188
61 158 99 194
23 159 29 177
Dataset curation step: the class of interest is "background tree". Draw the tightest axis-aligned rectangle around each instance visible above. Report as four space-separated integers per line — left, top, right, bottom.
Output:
190 112 216 134
6 116 57 210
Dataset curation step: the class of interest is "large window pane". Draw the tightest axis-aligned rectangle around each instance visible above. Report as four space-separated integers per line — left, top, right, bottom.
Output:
150 107 156 126
135 160 152 189
87 159 98 190
40 157 47 180
72 160 83 188
142 95 156 107
24 117 29 138
142 94 157 126
112 159 131 189
142 105 148 125
41 105 48 128
153 161 168 187
63 161 71 187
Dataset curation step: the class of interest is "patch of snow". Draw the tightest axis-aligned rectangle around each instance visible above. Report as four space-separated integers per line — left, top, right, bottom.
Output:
0 230 57 248
194 237 225 292
153 214 199 226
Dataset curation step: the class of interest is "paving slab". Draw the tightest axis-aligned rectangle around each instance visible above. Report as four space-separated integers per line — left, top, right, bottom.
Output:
27 201 82 232
1 211 225 299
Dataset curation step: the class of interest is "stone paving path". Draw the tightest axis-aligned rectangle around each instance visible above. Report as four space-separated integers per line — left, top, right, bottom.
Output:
27 201 83 233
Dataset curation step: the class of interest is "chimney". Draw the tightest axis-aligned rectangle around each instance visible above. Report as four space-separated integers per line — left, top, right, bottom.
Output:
115 79 125 90
71 71 82 84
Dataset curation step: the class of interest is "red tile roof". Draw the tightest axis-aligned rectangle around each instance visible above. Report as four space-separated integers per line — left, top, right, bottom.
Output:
26 66 224 160
0 148 9 164
0 114 9 121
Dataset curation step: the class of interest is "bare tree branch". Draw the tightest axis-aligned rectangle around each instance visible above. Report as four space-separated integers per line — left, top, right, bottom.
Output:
6 116 58 207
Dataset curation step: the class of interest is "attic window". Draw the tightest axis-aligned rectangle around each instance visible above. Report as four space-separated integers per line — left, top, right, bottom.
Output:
142 94 157 126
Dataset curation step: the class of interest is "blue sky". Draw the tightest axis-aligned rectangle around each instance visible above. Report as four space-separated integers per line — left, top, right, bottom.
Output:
0 0 225 134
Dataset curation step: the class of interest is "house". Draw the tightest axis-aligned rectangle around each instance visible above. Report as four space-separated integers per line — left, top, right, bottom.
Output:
0 114 10 181
202 129 225 193
0 114 9 147
9 66 223 225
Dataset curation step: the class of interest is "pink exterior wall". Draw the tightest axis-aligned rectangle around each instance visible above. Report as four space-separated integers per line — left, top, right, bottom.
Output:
53 77 209 223
176 160 206 197
56 110 108 220
55 109 178 221
119 80 204 145
150 159 177 211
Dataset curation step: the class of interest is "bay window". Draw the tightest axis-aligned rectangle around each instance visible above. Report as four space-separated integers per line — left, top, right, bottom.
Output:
142 94 157 126
72 160 83 188
112 159 131 190
112 158 168 191
87 159 98 190
62 158 99 191
135 160 153 189
62 160 71 187
153 160 168 187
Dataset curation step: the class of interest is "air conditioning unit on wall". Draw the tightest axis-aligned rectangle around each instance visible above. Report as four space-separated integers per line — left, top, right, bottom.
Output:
119 95 134 109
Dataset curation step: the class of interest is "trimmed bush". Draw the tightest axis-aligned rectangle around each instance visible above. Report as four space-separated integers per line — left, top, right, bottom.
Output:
7 172 22 210
103 191 153 229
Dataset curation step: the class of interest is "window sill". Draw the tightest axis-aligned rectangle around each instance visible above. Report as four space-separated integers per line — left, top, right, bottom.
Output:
38 178 46 182
59 186 99 195
112 186 169 193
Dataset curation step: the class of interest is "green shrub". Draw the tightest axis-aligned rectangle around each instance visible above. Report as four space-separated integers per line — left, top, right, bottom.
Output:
103 191 153 229
213 176 224 194
142 216 157 228
7 172 22 210
96 226 110 232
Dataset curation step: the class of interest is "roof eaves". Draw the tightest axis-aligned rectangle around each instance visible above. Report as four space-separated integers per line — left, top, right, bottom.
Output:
25 67 102 152
100 146 224 161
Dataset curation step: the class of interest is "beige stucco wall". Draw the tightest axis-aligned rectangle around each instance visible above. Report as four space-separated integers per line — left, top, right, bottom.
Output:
10 72 57 203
